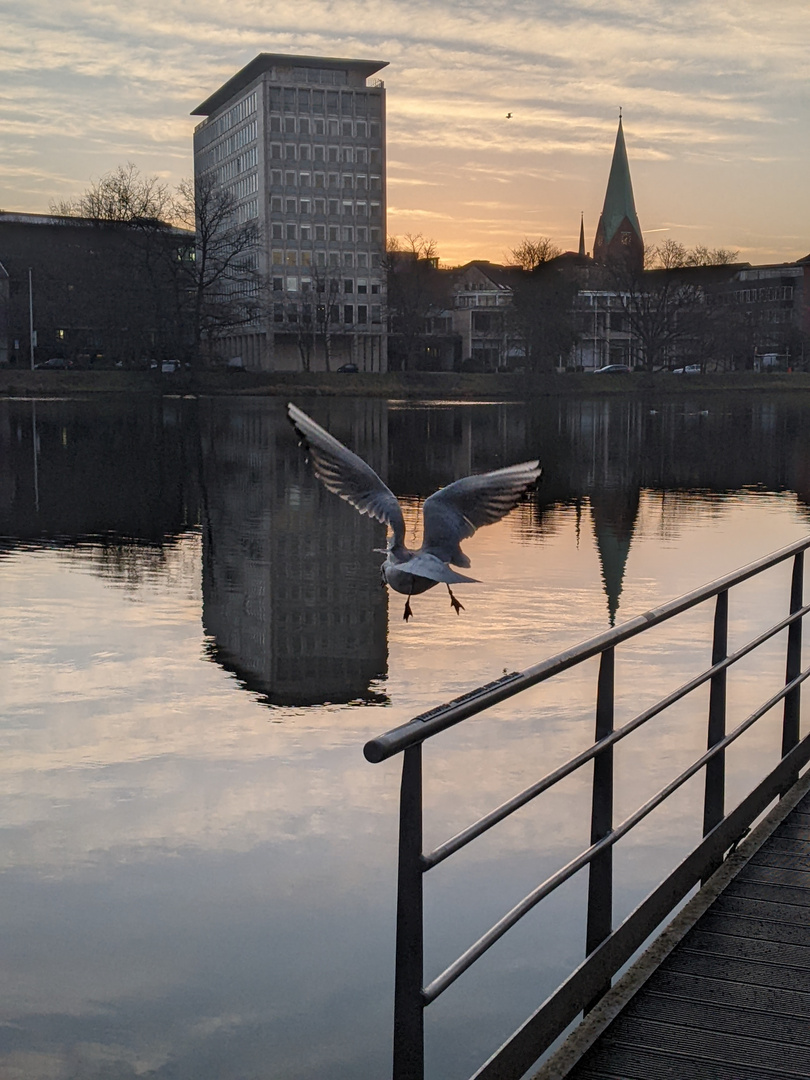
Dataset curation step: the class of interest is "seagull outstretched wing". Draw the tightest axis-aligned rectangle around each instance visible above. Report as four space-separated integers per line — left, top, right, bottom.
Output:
287 404 406 545
421 460 541 566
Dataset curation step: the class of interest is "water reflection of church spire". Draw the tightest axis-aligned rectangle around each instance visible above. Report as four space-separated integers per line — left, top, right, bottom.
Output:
590 486 639 626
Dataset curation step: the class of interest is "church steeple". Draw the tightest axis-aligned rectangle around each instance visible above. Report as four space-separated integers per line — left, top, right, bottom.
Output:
593 114 644 270
578 212 586 258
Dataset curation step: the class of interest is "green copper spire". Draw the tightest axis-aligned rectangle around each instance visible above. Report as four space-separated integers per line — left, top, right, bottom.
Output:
599 116 641 245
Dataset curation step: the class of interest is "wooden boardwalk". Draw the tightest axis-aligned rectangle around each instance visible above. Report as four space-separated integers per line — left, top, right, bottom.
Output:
539 778 810 1080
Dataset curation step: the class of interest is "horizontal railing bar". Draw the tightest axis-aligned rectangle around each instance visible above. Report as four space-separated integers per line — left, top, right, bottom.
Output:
470 737 810 1080
422 662 810 1003
365 536 810 763
423 602 810 870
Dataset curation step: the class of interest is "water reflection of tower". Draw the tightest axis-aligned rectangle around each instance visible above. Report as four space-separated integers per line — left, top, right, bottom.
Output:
199 399 389 706
564 399 642 625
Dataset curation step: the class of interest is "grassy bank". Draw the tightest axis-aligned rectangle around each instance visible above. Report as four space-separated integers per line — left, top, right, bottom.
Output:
3 368 810 400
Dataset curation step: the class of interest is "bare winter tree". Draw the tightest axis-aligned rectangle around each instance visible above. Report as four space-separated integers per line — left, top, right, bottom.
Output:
508 237 563 271
51 163 173 223
174 174 266 365
646 240 740 270
384 234 449 371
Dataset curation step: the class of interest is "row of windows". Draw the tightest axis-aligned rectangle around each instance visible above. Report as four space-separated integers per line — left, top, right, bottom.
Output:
229 172 259 201
273 277 381 295
238 199 259 221
273 302 382 325
731 286 794 304
270 249 383 269
269 116 381 140
271 201 380 221
218 147 258 183
269 143 382 166
268 171 381 192
271 224 378 244
200 120 257 169
196 92 258 147
267 87 382 117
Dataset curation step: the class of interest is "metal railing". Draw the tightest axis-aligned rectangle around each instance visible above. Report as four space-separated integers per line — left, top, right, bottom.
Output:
363 536 810 1080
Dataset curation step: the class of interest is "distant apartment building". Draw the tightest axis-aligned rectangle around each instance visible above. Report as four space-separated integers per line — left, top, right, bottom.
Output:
192 52 389 371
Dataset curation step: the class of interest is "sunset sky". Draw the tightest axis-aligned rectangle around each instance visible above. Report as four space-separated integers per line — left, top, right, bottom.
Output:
2 0 808 266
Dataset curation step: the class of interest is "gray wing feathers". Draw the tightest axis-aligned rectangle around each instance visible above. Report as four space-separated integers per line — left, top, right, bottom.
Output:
422 460 541 563
287 404 405 543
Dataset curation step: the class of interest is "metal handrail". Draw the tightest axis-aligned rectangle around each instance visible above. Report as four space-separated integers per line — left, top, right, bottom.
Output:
363 534 810 764
424 601 810 869
367 535 810 1080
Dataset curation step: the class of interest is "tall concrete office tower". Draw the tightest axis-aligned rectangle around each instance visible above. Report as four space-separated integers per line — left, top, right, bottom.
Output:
192 53 389 371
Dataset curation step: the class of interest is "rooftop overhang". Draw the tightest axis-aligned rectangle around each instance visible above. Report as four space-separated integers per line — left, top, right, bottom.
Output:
192 53 389 116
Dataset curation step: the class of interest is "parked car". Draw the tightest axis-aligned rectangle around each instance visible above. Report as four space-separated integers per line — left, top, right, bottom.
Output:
592 364 632 374
337 363 359 373
161 360 179 374
671 364 701 374
35 357 73 370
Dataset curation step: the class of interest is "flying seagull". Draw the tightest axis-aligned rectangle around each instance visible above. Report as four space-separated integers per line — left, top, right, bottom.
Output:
288 403 541 620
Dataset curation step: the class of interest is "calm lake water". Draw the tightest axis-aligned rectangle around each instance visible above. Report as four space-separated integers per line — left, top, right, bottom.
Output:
1 392 809 1080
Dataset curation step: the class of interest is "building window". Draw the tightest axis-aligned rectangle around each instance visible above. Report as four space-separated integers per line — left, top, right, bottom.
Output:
356 174 367 189
300 198 311 214
357 304 368 323
356 224 367 239
270 116 281 132
328 173 339 188
298 89 310 110
271 143 282 159
344 304 354 323
314 146 325 162
285 116 296 133
328 146 339 162
299 172 311 186
328 118 339 136
329 226 339 241
343 252 354 266
273 277 283 292
342 147 354 164
357 252 368 267
274 303 284 322
270 196 282 211
343 226 354 242
301 226 311 241
342 120 353 137
286 251 297 266
299 145 311 161
286 224 297 240
356 120 367 137
329 253 339 267
271 249 284 265
328 199 340 215
272 223 283 239
315 224 326 240
271 170 283 186
299 116 310 134
285 171 296 186
356 148 367 165
343 174 353 189
285 144 296 160
357 280 368 294
344 279 354 293
313 118 324 134
314 198 326 214
286 198 296 213
314 172 325 188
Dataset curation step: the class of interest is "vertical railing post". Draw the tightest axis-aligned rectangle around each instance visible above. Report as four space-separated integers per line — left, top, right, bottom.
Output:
781 551 804 785
702 589 728 881
585 647 614 1011
393 744 425 1080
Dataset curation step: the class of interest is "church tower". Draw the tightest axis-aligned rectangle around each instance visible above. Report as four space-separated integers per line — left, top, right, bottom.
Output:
593 115 644 271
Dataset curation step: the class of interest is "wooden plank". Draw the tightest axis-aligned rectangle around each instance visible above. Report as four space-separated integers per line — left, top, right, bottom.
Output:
644 968 810 1017
710 891 810 924
725 878 810 907
664 949 810 990
678 928 810 967
697 909 810 945
569 1043 798 1079
623 990 810 1045
591 1016 810 1075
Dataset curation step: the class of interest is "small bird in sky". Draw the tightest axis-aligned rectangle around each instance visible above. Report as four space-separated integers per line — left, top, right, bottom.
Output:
288 404 541 621
505 112 513 119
